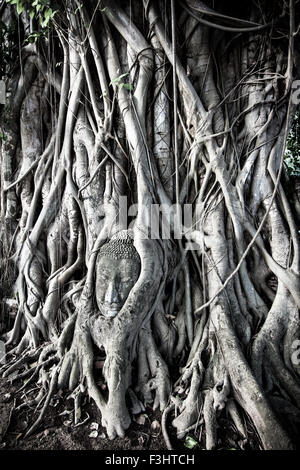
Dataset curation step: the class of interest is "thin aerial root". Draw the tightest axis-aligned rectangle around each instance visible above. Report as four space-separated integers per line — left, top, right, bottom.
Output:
162 403 175 450
25 365 59 437
15 388 45 412
203 390 217 450
2 347 42 378
226 399 247 439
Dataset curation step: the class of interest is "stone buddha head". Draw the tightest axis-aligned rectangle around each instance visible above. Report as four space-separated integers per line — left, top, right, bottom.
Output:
95 230 141 319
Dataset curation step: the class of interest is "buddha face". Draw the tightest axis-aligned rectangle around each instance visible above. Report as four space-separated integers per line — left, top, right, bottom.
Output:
95 256 140 319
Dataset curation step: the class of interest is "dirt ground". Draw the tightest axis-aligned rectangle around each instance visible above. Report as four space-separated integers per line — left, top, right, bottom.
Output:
0 376 262 451
0 377 169 451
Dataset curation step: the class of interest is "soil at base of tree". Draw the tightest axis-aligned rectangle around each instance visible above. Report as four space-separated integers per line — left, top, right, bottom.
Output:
0 378 260 451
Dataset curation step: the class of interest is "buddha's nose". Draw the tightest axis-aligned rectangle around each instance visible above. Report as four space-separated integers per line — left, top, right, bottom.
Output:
105 278 121 305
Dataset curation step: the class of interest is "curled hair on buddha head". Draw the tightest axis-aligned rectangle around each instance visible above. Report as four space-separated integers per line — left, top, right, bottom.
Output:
98 229 140 261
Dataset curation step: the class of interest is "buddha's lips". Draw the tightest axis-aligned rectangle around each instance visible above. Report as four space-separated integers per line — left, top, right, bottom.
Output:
100 303 122 317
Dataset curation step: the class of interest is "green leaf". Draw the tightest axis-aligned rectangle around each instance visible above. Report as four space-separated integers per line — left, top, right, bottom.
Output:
16 1 24 15
109 72 129 86
118 82 133 91
41 11 52 28
184 436 198 449
75 3 83 14
123 83 133 91
25 32 41 43
44 8 52 19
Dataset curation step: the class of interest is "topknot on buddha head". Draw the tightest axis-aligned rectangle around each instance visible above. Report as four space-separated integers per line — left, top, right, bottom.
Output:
98 230 139 261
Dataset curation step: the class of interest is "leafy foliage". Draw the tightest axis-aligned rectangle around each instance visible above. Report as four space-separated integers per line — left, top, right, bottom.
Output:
285 109 300 177
109 73 133 91
5 0 58 28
